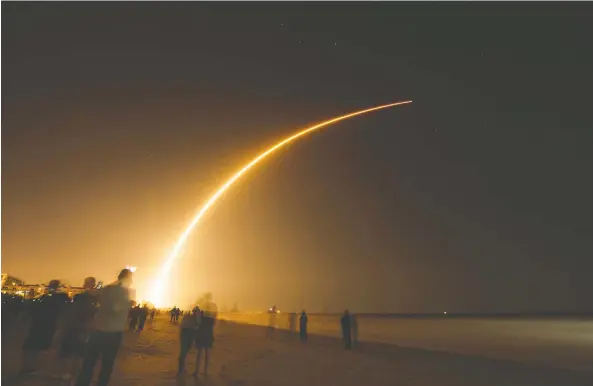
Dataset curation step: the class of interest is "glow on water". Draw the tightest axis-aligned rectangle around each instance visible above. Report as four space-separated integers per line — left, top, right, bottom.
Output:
148 100 412 306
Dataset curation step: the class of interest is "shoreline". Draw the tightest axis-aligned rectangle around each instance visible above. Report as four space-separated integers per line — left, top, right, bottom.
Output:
3 315 593 386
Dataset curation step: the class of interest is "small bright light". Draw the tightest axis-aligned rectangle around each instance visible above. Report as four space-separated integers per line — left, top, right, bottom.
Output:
126 265 137 273
444 311 447 315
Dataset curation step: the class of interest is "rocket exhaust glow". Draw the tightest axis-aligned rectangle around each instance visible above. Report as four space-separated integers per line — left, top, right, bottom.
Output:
148 100 412 306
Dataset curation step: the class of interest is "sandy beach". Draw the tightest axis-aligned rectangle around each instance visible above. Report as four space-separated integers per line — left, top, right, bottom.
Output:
219 313 593 372
2 314 593 386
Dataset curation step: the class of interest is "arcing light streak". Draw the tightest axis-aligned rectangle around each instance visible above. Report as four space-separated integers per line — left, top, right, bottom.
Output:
148 100 412 306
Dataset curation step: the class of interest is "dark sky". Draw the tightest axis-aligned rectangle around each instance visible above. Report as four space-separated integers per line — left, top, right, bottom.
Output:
2 2 592 312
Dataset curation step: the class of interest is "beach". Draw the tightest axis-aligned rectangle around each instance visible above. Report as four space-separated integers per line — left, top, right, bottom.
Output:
219 313 593 372
2 314 593 386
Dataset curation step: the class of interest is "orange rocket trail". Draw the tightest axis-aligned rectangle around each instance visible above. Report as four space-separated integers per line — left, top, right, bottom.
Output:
148 100 412 306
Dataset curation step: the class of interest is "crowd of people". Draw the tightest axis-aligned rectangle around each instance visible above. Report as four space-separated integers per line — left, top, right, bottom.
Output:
128 303 156 332
6 268 359 386
13 270 134 386
8 268 219 386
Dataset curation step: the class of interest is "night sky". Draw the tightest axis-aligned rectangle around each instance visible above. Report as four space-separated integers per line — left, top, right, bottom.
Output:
2 2 592 312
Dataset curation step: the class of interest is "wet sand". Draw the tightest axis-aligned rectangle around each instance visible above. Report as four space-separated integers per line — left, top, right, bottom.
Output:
219 313 593 372
3 314 593 386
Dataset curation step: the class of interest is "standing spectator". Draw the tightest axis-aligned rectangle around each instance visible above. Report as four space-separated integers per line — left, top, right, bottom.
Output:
20 280 67 375
177 306 201 375
340 310 352 349
129 306 139 331
194 308 215 377
288 313 297 335
299 311 308 342
137 305 148 332
266 306 277 339
59 277 98 381
75 268 133 386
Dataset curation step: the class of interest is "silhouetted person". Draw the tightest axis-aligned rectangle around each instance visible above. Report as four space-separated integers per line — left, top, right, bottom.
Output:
341 310 352 349
288 313 297 335
178 307 201 375
129 306 139 331
59 277 98 381
175 307 181 322
20 280 68 375
299 311 308 342
75 268 133 386
194 309 215 377
150 308 156 322
137 305 148 332
170 307 176 323
266 305 277 339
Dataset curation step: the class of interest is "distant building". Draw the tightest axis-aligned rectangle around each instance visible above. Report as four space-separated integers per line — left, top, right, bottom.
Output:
20 284 46 298
2 273 25 287
1 274 25 293
1 275 109 300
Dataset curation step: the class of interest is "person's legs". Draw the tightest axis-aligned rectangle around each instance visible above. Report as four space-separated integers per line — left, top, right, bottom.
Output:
75 332 102 386
96 332 122 386
67 334 89 382
204 348 210 375
59 329 78 379
193 348 202 376
21 325 56 374
178 330 193 374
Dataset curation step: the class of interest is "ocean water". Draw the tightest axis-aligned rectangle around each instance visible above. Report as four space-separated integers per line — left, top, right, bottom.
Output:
219 313 593 372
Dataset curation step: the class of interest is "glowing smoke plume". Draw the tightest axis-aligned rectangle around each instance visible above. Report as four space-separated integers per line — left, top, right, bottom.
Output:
148 100 412 306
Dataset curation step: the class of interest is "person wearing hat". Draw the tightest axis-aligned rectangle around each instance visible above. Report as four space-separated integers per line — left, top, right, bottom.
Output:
75 268 133 386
